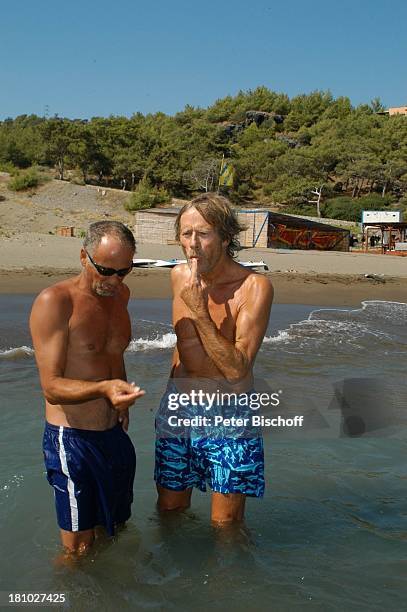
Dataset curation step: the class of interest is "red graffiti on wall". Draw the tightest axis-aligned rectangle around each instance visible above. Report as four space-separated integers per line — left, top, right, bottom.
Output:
269 224 346 250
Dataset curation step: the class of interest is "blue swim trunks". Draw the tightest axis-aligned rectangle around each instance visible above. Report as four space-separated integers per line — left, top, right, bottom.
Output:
43 422 136 536
154 381 265 497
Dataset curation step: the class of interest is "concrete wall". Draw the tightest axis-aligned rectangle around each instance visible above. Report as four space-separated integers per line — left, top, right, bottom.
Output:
237 211 268 247
134 211 177 244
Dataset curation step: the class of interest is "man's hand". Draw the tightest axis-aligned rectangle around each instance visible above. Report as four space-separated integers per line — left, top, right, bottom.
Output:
177 271 274 384
102 379 145 411
180 258 209 318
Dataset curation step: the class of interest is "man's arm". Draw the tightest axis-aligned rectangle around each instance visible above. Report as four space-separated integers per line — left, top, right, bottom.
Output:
170 267 181 375
179 262 273 383
29 287 144 409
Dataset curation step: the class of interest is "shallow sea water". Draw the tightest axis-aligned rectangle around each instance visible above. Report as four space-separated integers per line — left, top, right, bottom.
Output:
0 296 406 611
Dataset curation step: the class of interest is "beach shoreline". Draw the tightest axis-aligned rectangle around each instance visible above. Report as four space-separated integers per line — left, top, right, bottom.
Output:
0 208 405 306
0 267 405 306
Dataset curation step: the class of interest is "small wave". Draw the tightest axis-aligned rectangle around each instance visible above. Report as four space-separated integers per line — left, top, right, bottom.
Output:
262 301 407 354
138 318 172 327
0 346 34 360
1 333 177 359
263 331 290 344
311 300 407 327
265 319 392 345
127 333 177 351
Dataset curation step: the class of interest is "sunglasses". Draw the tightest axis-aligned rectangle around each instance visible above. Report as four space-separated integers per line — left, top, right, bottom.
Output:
86 250 133 277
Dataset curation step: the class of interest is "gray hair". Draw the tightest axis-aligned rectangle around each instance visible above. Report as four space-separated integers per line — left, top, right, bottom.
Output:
83 221 136 254
175 193 245 258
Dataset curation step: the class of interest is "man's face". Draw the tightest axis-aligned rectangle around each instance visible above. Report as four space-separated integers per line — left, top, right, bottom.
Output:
81 236 134 297
179 208 227 275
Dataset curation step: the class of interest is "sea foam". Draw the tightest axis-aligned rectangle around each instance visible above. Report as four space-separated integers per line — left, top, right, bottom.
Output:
0 346 34 360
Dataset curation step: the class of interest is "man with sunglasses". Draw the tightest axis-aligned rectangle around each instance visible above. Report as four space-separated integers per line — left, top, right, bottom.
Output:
30 221 145 556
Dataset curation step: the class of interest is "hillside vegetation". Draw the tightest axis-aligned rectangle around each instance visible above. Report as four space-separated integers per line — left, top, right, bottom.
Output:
1 88 407 220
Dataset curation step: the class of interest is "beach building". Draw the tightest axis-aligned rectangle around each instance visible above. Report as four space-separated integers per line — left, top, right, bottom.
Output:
387 106 407 116
377 106 407 117
134 208 350 251
362 210 407 254
237 210 349 251
134 208 180 245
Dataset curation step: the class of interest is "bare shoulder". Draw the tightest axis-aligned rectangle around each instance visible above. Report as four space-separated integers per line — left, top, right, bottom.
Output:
241 271 274 302
30 280 73 321
171 263 189 279
171 263 189 291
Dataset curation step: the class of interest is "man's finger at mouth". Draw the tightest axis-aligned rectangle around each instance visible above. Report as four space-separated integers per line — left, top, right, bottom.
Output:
190 258 198 275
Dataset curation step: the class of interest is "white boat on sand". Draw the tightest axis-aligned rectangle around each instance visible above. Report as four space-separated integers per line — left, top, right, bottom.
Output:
132 258 268 271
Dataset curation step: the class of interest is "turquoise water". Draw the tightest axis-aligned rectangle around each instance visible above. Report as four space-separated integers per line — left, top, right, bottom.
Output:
0 297 406 611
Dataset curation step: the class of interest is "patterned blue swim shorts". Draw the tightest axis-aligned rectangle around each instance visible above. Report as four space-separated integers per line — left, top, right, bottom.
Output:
154 381 265 497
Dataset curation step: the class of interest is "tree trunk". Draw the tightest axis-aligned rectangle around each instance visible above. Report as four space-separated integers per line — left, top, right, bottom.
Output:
58 158 64 181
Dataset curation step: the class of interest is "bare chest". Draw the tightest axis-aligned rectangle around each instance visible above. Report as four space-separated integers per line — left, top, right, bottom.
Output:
68 299 131 355
174 291 239 341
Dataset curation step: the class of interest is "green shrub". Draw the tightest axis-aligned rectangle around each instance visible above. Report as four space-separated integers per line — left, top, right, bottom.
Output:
322 197 360 221
396 195 407 212
283 203 322 216
237 183 251 197
357 193 394 207
70 172 86 186
125 181 169 211
7 166 51 192
262 184 273 197
323 195 392 222
0 162 17 174
8 170 40 191
230 110 247 124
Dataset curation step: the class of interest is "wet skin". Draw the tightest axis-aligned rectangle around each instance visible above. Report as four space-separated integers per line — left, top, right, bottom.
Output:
157 208 274 523
30 235 145 553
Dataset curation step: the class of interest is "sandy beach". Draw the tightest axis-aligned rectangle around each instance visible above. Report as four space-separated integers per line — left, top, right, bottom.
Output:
0 233 406 305
0 179 406 305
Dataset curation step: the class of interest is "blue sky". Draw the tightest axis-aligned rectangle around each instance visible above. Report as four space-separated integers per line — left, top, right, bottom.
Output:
1 0 406 119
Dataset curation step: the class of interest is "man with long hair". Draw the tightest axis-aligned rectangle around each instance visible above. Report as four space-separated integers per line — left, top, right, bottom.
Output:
155 194 273 523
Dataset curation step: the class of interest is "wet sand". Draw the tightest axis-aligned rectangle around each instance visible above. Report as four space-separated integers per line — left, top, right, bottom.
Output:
0 268 405 306
0 232 405 305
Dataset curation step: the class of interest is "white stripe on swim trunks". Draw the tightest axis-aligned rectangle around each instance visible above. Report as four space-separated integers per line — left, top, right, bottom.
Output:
58 426 79 531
